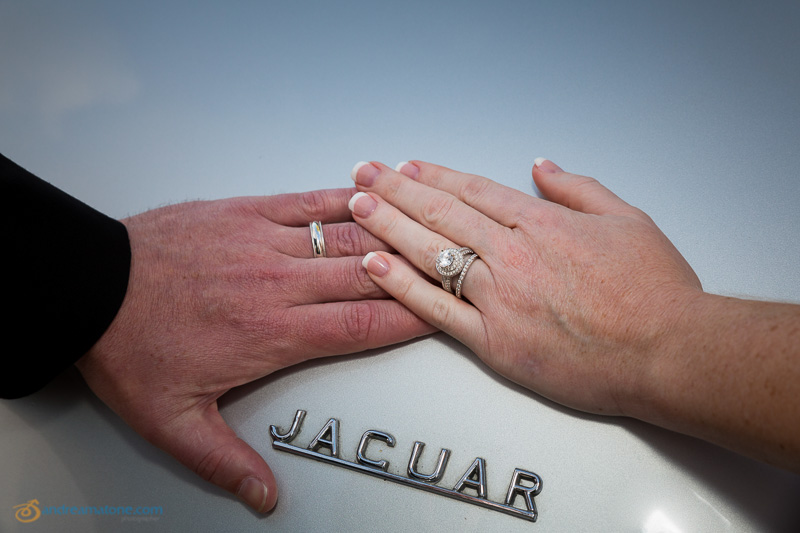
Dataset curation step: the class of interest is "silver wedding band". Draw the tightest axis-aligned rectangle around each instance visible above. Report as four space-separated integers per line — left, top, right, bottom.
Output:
435 247 477 297
310 221 326 258
454 253 478 299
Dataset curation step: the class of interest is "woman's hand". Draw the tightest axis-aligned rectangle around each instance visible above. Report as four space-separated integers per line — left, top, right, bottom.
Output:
76 188 434 513
349 159 800 472
349 159 701 417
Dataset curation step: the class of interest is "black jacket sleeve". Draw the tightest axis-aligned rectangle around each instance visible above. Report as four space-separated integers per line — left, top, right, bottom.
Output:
1 154 131 398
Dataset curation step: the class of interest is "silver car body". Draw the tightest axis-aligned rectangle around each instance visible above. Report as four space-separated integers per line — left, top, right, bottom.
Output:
2 1 800 531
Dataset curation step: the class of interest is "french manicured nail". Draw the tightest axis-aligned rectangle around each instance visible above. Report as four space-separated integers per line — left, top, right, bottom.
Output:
533 157 563 173
394 161 420 179
362 252 390 277
237 477 268 512
351 161 380 186
348 192 377 218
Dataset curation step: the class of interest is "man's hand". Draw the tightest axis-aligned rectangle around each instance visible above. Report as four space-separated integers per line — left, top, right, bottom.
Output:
75 188 434 512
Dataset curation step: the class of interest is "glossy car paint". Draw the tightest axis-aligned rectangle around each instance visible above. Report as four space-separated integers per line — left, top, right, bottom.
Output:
2 1 800 531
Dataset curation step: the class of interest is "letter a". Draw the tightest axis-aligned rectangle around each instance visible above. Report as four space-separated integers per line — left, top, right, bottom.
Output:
308 418 340 457
453 458 487 499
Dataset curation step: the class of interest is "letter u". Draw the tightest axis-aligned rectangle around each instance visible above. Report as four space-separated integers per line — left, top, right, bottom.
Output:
407 441 451 483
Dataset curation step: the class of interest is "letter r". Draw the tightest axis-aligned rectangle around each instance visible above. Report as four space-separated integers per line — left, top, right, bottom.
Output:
504 468 542 519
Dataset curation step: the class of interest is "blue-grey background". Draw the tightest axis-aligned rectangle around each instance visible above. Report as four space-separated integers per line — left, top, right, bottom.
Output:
2 1 799 531
3 1 799 301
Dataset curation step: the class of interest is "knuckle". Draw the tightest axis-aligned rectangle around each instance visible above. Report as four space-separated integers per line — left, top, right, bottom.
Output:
352 260 377 298
502 240 537 271
421 194 456 227
393 270 417 302
629 206 654 224
298 189 331 220
428 166 448 181
346 258 379 297
421 239 448 271
428 165 457 185
570 175 603 198
339 301 377 344
376 208 399 237
381 167 407 198
573 175 600 188
459 177 492 207
429 297 454 330
194 441 240 486
328 223 364 257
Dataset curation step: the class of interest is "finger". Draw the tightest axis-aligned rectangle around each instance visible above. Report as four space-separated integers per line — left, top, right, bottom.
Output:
349 191 493 301
531 158 643 218
155 403 278 513
283 256 392 304
350 161 506 256
259 188 360 226
284 299 436 357
274 222 394 259
348 191 461 280
395 160 539 228
360 251 484 350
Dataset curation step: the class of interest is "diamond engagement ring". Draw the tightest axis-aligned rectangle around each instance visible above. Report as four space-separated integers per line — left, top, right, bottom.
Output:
309 221 326 258
435 247 474 293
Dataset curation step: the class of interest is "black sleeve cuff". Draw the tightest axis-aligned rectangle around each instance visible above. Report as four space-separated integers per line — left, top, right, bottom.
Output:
1 154 131 398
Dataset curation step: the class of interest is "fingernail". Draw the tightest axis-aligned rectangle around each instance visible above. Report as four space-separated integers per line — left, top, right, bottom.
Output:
362 252 390 277
237 477 268 512
351 161 380 186
394 161 419 179
348 192 377 218
533 157 563 173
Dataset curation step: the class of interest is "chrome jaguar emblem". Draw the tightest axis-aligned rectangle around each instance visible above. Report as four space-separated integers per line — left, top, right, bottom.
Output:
270 410 542 522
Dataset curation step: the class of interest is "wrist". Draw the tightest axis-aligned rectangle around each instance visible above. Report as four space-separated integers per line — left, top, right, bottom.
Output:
627 289 800 470
616 287 712 423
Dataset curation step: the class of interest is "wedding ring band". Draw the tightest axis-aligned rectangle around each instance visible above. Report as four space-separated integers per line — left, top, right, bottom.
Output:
310 221 326 258
454 253 478 299
435 247 473 293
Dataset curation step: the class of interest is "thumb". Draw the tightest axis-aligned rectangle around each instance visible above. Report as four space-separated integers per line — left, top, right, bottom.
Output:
532 157 636 217
155 403 278 513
